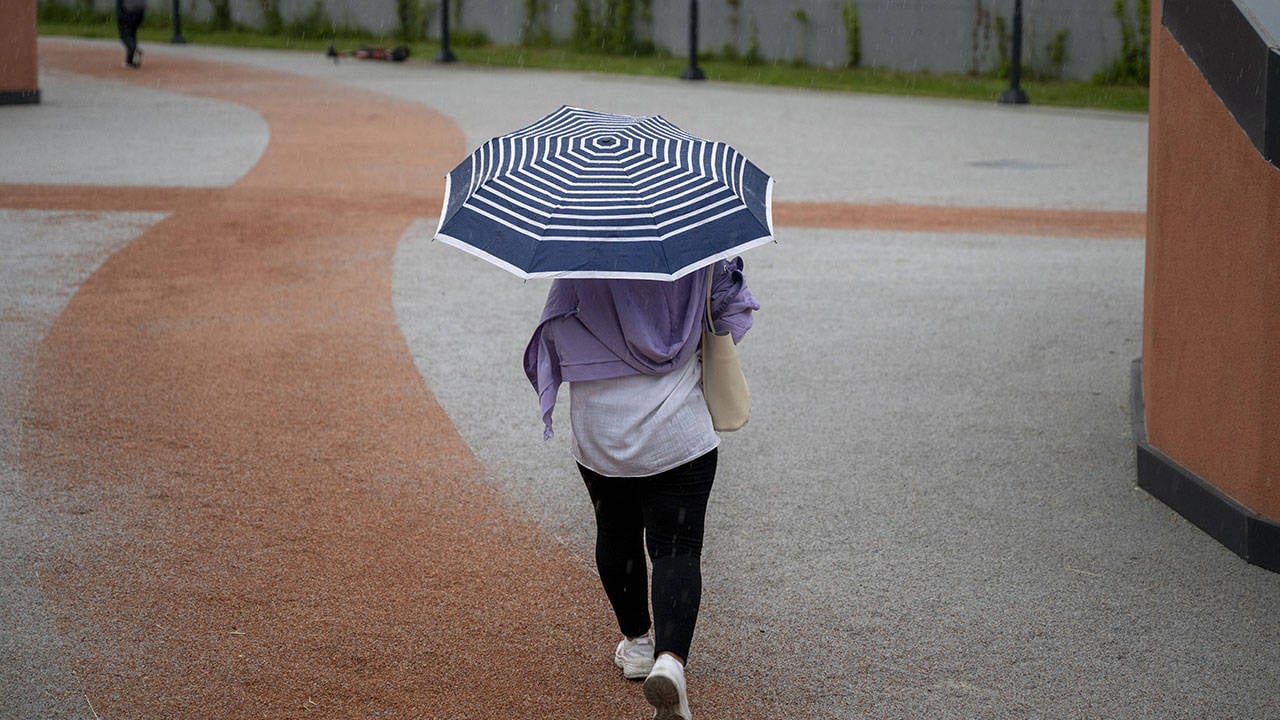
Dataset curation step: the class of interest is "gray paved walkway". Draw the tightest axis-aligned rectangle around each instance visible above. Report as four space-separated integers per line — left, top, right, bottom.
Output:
3 37 1278 719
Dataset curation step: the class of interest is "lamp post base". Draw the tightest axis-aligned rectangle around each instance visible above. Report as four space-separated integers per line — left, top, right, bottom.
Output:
999 87 1029 104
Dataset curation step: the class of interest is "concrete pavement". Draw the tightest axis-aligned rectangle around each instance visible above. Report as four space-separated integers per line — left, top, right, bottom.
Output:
3 36 1278 719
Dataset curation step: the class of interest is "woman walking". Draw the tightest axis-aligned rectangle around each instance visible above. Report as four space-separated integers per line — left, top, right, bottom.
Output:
115 0 147 68
524 257 758 719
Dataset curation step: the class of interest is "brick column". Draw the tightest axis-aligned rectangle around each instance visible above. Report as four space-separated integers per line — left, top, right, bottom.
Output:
1139 0 1280 570
0 0 40 105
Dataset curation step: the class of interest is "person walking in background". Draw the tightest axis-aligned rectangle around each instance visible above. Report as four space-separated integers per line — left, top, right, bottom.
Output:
524 258 759 720
116 0 146 68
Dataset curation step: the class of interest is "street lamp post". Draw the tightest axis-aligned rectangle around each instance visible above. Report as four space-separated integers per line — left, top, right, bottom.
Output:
999 0 1029 104
437 0 457 63
170 0 187 44
680 0 705 80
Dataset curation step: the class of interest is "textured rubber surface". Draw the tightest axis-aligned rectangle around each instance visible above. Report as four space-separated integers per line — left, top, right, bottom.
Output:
13 40 753 719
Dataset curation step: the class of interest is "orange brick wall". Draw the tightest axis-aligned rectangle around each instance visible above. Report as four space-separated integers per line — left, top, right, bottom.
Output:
1143 1 1280 520
0 1 39 99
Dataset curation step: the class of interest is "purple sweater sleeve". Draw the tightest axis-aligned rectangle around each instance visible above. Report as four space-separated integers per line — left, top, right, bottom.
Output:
709 257 760 344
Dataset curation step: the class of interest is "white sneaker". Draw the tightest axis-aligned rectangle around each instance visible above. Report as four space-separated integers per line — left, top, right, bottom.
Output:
614 635 655 679
643 654 692 720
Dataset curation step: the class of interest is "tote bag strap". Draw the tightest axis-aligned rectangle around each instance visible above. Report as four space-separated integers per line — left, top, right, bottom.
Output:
704 262 716 334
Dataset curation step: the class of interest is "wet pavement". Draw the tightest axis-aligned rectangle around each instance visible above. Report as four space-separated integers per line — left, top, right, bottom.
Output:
3 36 1278 720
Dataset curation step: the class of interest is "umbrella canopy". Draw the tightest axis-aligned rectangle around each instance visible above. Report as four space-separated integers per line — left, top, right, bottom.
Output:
433 105 775 280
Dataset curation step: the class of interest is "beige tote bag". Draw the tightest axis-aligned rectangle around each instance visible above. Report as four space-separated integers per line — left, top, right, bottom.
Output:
701 267 750 431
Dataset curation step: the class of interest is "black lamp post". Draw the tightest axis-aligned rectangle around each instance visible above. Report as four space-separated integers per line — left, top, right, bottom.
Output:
437 0 457 63
999 0 1029 104
170 0 187 43
680 0 705 80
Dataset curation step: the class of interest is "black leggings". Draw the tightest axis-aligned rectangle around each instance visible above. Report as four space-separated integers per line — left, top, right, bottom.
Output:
579 449 716 663
116 3 145 64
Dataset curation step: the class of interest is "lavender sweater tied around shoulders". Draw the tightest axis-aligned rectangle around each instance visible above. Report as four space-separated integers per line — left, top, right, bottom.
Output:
524 258 760 439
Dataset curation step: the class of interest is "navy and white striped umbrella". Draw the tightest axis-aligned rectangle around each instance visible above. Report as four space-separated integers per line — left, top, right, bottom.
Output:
433 106 775 280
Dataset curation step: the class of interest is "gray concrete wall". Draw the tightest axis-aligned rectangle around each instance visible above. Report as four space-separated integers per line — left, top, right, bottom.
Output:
649 0 1130 81
71 0 1139 81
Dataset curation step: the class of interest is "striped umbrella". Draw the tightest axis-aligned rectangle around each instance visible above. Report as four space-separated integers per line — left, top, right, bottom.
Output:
433 105 775 280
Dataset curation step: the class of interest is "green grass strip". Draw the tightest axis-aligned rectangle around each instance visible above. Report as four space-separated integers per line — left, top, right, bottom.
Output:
38 20 1148 114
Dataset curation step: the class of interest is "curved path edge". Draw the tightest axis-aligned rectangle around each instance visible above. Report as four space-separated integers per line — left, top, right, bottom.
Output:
16 40 763 719
9 39 1144 719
